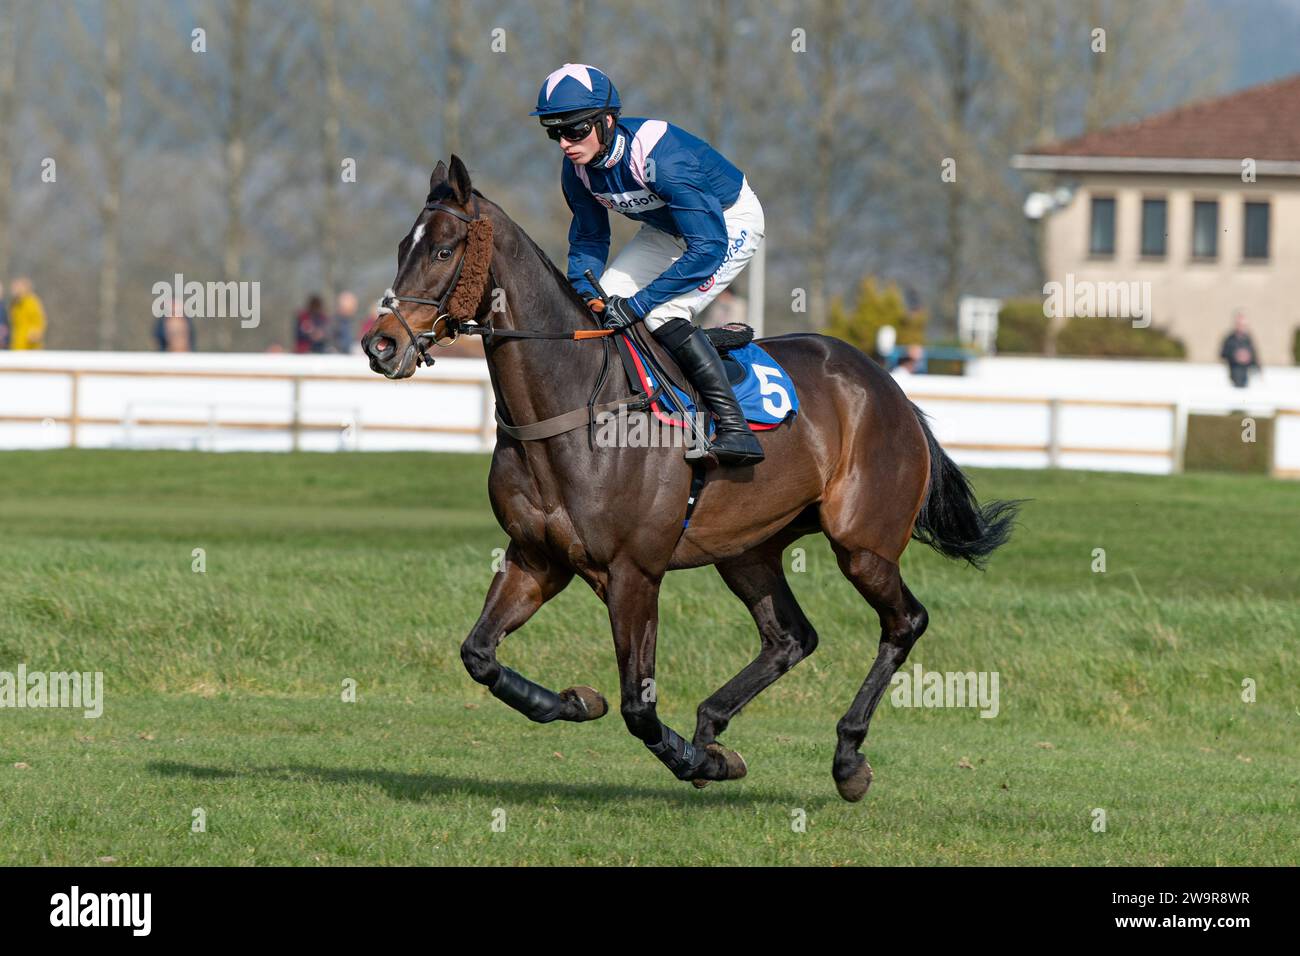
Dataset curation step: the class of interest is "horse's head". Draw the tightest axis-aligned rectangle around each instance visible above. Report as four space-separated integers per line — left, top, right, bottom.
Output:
363 155 495 379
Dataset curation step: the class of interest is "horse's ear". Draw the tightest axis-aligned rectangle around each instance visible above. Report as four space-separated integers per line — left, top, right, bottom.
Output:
429 161 448 194
448 154 473 205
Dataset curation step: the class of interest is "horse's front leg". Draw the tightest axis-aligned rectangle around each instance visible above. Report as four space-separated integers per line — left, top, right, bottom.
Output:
460 544 607 723
605 564 747 785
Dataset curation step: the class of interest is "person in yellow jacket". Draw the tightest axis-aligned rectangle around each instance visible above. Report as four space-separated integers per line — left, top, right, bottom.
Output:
8 277 46 349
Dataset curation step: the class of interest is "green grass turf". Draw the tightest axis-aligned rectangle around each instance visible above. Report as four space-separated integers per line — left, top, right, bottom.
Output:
0 450 1296 865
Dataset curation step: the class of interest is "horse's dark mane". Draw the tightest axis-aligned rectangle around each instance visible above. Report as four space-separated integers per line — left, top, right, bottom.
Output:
511 221 600 317
427 182 595 319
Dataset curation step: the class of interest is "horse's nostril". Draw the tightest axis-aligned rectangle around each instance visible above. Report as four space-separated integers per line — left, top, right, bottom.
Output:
375 336 394 354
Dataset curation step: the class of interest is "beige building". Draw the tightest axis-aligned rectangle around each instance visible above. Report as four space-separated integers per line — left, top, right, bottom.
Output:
1013 75 1300 364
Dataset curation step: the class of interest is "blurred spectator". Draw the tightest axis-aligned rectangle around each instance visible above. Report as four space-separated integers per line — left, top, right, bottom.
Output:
294 294 330 354
1219 310 1259 388
333 290 360 354
359 305 379 341
891 344 926 378
906 343 926 372
0 281 9 349
7 277 46 350
154 297 196 352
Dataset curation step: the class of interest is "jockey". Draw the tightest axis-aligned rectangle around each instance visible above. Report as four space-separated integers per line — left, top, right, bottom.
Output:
532 63 766 467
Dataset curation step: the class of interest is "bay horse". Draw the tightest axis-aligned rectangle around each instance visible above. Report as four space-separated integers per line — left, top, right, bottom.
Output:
362 156 1019 801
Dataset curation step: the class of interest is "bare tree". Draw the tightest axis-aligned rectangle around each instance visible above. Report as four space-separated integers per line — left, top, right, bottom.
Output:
907 0 991 336
317 0 345 309
0 0 22 284
216 0 251 351
97 0 126 350
443 0 466 157
566 0 587 61
705 0 730 148
784 0 885 333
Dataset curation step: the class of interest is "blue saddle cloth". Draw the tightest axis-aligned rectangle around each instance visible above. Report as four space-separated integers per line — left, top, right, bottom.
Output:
620 335 799 433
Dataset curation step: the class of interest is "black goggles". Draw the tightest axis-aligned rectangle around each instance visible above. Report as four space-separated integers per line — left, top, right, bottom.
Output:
545 118 595 142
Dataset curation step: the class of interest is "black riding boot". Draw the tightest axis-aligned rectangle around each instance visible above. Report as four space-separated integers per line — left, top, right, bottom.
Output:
652 320 765 467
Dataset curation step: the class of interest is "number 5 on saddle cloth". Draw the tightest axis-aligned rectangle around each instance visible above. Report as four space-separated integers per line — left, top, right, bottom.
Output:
615 323 800 437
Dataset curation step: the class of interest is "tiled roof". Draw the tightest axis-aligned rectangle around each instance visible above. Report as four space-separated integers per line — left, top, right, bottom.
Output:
1027 73 1300 161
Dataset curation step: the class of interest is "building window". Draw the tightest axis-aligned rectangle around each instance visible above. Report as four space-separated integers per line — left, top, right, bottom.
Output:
1192 200 1218 259
1244 201 1270 260
1141 198 1167 257
1089 197 1115 256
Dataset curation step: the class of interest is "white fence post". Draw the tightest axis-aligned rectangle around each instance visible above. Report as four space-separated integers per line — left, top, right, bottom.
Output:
1171 401 1188 473
69 370 81 449
291 377 302 452
1047 398 1061 468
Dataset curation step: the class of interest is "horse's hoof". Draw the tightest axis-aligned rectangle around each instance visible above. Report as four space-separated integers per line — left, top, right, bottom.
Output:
693 742 746 788
834 758 873 802
559 686 607 721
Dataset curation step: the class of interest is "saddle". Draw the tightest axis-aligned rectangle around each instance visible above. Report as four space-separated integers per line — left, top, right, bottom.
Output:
614 322 798 432
614 322 754 402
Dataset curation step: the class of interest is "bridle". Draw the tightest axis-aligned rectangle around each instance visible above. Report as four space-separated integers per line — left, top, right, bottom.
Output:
380 195 487 369
381 193 617 372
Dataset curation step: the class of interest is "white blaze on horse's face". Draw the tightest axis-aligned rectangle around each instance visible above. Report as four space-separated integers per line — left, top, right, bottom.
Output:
396 222 426 275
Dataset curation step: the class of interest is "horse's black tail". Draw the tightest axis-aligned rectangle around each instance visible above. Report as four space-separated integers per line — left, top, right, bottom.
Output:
909 402 1022 569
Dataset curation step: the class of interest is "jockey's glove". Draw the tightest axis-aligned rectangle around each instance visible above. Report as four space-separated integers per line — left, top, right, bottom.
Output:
601 295 644 331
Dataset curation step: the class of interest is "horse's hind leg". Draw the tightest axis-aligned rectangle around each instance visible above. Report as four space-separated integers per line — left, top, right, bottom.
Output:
828 545 928 802
460 543 607 723
692 544 818 760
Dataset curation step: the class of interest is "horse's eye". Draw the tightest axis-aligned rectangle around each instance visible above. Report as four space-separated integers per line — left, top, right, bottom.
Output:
435 248 452 261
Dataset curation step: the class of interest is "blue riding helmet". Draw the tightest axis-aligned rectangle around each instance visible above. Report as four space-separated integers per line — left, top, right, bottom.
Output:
531 63 621 124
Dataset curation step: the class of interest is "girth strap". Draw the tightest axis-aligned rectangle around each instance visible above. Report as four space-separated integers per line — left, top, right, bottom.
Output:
682 461 707 529
494 395 647 441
